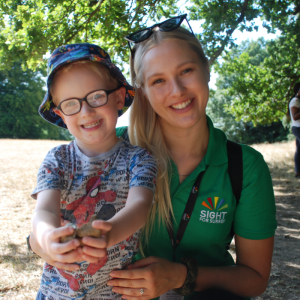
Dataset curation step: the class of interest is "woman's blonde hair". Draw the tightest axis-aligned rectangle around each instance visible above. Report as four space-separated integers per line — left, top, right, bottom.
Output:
128 26 208 248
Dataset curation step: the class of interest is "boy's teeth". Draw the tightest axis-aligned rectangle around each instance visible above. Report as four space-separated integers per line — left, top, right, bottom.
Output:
171 99 192 110
82 120 101 129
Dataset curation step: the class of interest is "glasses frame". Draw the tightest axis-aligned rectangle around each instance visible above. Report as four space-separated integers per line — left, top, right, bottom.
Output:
124 14 195 52
54 87 119 116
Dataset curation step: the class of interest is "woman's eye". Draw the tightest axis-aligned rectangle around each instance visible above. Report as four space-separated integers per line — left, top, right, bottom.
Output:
153 79 163 85
182 68 192 75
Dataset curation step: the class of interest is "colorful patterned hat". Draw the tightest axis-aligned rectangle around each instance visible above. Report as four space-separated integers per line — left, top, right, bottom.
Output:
39 43 135 128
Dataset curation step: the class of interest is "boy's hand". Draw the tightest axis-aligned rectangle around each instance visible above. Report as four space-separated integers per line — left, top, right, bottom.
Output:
80 220 112 263
44 225 82 262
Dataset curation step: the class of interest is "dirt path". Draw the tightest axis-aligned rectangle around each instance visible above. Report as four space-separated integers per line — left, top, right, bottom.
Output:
0 139 299 299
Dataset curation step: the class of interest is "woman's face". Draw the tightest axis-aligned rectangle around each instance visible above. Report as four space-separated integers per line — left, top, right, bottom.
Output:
141 39 210 131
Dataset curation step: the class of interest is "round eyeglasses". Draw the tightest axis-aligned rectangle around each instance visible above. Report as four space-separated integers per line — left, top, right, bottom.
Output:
54 88 119 116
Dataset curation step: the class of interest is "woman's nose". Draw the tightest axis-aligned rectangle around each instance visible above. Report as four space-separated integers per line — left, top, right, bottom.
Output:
170 78 185 96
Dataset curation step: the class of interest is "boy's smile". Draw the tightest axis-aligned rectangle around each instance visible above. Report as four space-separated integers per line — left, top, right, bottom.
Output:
52 63 125 157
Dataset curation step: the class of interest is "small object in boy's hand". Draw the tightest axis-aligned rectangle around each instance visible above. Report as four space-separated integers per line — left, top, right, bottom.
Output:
60 216 101 246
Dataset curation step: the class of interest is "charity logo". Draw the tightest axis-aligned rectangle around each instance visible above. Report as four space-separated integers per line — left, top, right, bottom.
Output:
199 197 228 223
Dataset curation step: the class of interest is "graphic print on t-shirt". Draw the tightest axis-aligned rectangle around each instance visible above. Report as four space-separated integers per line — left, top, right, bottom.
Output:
199 197 228 224
31 138 157 300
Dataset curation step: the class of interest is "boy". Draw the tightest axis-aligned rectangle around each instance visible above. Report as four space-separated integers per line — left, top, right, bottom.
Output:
31 43 157 300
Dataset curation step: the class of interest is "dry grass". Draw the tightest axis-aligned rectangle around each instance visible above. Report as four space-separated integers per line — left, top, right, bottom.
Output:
0 139 299 300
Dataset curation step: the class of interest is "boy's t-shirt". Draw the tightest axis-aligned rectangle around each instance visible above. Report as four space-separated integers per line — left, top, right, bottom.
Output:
31 138 157 300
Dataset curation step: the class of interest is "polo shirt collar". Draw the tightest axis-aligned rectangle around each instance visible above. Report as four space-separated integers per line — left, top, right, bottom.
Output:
170 116 228 184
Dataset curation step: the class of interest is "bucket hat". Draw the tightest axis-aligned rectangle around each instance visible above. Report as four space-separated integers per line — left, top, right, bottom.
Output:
39 43 135 128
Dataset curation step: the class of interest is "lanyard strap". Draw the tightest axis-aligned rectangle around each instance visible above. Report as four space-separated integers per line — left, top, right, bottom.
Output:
166 170 205 262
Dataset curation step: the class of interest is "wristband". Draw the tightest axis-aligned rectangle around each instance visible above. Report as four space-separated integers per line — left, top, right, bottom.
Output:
173 257 198 296
26 234 36 254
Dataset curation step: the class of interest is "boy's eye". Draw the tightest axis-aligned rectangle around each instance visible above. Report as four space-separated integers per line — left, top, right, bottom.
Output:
65 100 78 107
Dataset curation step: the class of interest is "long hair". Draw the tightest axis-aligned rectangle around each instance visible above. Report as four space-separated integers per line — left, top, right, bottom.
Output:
128 26 208 249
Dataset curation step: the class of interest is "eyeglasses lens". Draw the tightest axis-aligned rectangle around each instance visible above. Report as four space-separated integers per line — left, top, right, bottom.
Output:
61 100 80 115
87 90 107 107
130 29 152 42
160 17 182 31
61 90 107 115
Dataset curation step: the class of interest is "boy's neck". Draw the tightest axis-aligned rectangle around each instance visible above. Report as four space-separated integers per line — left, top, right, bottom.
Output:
75 134 120 157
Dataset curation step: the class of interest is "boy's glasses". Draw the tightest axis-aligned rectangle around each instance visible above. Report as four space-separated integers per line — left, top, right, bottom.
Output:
124 14 194 51
54 88 119 116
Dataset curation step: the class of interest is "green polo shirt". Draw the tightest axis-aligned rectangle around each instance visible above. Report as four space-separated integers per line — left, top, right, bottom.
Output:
116 116 276 300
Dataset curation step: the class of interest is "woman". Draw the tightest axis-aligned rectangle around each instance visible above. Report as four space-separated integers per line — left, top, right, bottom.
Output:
288 82 300 178
29 15 276 300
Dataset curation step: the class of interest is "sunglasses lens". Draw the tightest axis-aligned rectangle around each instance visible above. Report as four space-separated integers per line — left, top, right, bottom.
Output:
160 17 182 31
128 29 152 42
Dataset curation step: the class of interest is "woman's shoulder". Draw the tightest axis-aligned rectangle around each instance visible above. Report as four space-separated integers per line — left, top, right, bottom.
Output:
116 126 128 139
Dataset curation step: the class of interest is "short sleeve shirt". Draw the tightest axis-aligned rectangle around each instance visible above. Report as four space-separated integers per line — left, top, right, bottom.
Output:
118 116 277 300
31 138 157 300
289 97 300 127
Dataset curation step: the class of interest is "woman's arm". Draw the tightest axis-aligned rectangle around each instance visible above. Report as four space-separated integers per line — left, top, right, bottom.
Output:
291 106 300 121
107 235 274 299
194 235 274 296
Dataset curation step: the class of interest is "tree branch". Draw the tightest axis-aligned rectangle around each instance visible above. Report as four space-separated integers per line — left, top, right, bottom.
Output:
65 0 104 43
209 0 248 65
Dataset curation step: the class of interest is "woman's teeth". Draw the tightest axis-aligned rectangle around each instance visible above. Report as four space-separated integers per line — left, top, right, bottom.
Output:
171 99 192 110
82 120 101 129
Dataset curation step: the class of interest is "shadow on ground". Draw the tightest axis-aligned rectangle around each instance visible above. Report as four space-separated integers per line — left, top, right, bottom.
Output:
253 164 300 300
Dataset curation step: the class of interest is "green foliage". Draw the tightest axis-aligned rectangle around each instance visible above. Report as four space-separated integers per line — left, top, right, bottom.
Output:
215 35 300 125
0 0 299 128
207 39 290 143
0 0 177 71
0 62 71 139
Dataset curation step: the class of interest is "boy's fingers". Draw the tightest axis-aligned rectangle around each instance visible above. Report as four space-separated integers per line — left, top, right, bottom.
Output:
49 225 75 241
92 220 112 232
81 236 107 249
55 247 83 263
82 246 107 259
51 239 80 255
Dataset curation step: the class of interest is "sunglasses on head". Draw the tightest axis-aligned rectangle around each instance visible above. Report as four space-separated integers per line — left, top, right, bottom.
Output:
124 14 194 52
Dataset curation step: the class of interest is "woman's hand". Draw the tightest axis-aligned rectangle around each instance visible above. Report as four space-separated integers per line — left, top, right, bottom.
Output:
107 256 187 299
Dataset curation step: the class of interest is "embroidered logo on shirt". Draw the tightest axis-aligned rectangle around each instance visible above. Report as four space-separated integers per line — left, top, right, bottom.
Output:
199 197 228 224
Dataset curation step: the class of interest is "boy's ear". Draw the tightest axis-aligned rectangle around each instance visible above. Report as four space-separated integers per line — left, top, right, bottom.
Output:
53 108 66 123
116 87 126 110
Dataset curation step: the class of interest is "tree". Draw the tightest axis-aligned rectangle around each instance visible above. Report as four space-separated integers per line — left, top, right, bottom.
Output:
0 0 177 71
215 34 300 125
0 0 299 126
0 62 71 139
207 38 289 143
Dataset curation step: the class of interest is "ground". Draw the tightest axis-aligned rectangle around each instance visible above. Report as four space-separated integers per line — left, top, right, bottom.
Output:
0 139 299 299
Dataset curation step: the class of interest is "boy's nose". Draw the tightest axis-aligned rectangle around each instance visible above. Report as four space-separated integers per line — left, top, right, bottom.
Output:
80 101 96 116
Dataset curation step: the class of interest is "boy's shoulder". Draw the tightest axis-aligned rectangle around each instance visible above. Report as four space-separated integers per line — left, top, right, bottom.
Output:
45 140 75 158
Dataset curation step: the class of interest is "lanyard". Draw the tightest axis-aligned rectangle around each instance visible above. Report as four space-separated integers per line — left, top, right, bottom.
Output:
166 170 205 262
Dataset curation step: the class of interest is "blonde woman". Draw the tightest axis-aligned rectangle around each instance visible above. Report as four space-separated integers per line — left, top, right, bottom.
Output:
29 15 276 300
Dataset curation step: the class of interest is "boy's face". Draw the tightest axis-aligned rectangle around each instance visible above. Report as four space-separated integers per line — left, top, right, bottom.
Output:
52 65 125 155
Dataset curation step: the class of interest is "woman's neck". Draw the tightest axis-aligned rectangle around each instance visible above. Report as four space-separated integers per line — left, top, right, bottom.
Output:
162 116 209 180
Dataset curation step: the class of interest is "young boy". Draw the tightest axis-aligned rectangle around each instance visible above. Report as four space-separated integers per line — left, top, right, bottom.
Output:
31 43 157 300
